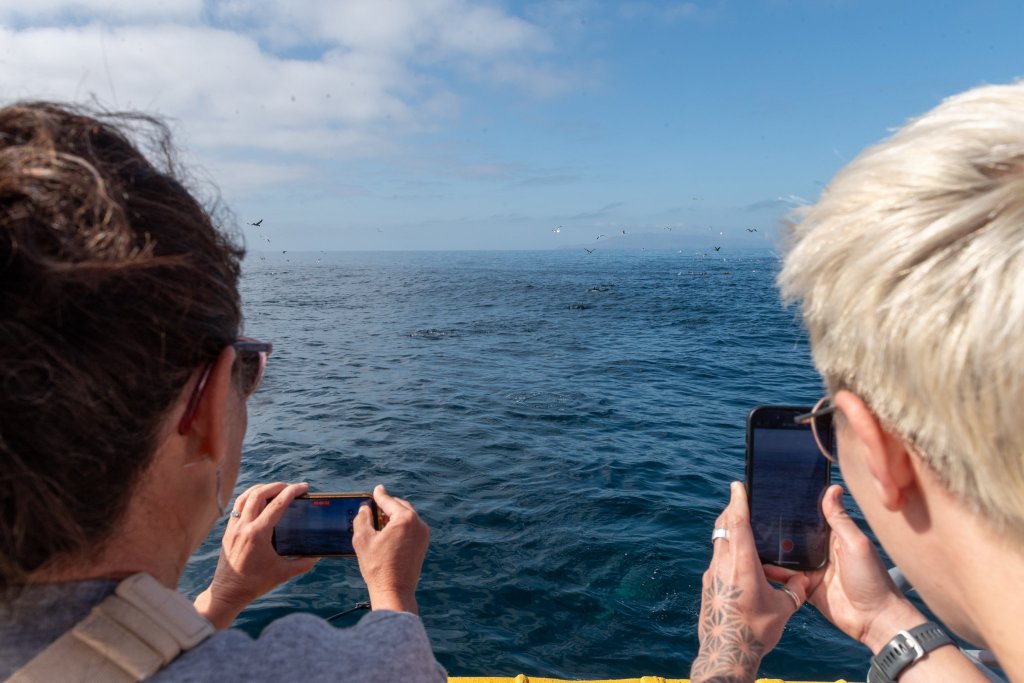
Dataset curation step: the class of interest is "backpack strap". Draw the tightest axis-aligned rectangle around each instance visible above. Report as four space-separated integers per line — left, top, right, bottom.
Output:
7 574 215 683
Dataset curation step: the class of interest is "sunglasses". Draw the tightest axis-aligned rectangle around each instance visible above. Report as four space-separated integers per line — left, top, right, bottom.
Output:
795 396 837 462
177 337 273 435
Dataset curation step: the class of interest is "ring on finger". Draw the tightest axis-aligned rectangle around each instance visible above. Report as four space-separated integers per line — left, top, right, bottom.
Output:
781 586 801 610
711 527 730 542
229 510 241 519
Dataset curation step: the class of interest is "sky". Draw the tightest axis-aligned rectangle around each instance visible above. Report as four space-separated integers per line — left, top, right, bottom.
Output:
1 0 1022 251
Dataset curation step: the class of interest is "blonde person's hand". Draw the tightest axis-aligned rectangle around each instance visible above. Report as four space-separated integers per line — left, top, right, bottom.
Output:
352 484 430 614
763 486 988 683
194 482 318 629
764 485 924 653
690 481 809 683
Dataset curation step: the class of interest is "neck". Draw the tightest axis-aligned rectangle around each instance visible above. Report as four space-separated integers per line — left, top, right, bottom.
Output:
950 522 1024 682
29 445 219 591
920 481 1024 681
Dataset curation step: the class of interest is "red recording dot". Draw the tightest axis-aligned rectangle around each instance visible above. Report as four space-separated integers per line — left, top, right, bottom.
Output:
781 538 795 553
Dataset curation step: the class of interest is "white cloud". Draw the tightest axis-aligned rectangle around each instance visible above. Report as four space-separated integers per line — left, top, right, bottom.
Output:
0 1 578 195
211 0 548 57
0 0 202 24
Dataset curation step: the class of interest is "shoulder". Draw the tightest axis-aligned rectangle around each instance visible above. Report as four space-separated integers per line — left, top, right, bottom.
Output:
156 611 446 683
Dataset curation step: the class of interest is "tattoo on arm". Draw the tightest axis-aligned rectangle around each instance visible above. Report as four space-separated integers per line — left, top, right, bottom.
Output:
690 576 765 683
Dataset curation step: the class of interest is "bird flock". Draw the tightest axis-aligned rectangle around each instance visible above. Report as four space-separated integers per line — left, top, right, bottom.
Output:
246 215 760 266
548 223 761 257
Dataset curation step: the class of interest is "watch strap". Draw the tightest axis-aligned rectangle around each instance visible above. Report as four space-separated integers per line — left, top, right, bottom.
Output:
867 621 954 683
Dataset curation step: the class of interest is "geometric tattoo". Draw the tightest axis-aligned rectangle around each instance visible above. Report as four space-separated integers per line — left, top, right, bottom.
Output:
689 576 766 683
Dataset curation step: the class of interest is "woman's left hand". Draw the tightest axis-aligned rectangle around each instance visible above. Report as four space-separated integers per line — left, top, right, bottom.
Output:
194 482 318 629
690 481 810 683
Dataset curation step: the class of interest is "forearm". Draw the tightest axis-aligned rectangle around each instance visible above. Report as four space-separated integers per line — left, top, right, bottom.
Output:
690 648 762 683
193 585 245 630
895 646 991 683
368 588 419 615
859 601 988 683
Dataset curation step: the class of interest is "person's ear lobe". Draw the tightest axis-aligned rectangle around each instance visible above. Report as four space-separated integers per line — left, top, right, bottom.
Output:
834 390 916 510
187 346 236 466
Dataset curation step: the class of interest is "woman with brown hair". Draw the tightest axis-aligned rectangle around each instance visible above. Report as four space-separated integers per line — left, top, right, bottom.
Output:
0 102 445 682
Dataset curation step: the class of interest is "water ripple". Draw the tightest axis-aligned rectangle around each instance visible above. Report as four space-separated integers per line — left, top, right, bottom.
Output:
182 250 863 680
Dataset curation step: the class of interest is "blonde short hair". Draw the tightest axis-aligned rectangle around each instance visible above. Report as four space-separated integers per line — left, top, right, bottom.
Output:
779 81 1024 538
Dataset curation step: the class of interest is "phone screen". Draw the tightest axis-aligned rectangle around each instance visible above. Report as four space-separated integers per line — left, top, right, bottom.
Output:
746 406 831 569
272 494 377 557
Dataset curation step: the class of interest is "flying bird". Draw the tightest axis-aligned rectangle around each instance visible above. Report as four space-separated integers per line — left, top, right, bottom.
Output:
584 248 594 254
714 246 721 252
620 229 626 234
595 234 606 240
249 219 263 227
552 225 562 233
746 228 758 232
664 226 672 231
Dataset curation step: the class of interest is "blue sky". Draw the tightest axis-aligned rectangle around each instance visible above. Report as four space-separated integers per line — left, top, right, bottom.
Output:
1 1 1022 251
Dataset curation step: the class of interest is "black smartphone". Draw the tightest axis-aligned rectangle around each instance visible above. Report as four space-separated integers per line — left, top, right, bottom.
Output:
745 405 831 570
272 493 381 557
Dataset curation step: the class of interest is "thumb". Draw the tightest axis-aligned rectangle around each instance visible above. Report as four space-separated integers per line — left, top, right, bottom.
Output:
353 503 376 534
822 485 861 542
282 556 318 579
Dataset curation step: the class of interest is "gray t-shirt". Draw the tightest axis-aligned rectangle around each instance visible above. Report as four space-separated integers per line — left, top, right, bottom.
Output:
0 580 447 682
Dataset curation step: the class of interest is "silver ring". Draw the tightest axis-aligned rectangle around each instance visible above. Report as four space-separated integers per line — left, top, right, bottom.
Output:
229 510 241 518
711 527 730 542
781 586 801 610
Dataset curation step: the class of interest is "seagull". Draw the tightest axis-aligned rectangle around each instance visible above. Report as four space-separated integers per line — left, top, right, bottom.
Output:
714 246 721 252
620 229 626 235
551 226 561 233
282 250 287 254
584 248 594 254
249 219 263 227
596 234 606 240
746 228 758 232
664 226 672 231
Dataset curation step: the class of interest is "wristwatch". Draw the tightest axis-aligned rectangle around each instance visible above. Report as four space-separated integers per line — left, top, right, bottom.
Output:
867 621 954 683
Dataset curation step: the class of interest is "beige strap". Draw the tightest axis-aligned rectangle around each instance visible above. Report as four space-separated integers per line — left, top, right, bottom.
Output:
113 574 213 651
7 574 215 683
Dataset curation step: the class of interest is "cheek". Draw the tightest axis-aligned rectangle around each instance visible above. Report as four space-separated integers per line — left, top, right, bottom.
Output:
226 396 247 468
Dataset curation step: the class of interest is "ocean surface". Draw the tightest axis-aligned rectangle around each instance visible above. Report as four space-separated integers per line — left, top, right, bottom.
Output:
180 248 877 680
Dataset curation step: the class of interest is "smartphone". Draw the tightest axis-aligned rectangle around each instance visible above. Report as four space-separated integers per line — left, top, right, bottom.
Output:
272 493 381 557
745 405 831 570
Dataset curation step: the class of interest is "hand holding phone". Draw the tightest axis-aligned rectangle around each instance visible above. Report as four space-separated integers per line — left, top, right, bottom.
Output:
746 405 831 570
351 485 430 614
272 493 382 557
197 482 319 629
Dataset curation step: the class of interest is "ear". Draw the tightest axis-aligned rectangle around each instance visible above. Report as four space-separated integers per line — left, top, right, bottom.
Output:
185 346 236 467
833 390 917 510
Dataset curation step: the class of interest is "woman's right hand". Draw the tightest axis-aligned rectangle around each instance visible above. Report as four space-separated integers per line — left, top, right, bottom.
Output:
765 484 925 652
352 484 430 614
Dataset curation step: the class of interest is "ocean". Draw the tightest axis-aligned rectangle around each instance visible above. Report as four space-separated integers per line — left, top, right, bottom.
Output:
180 248 875 680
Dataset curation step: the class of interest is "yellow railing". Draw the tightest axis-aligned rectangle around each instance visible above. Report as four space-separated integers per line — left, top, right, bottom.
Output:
450 677 854 683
